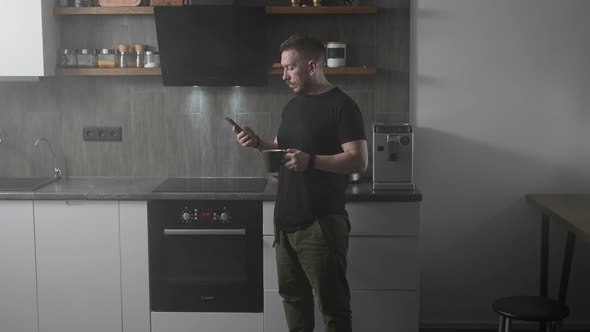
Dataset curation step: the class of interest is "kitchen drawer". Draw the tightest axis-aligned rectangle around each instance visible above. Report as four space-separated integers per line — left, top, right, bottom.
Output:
264 290 419 332
152 312 262 332
263 236 419 290
263 202 420 236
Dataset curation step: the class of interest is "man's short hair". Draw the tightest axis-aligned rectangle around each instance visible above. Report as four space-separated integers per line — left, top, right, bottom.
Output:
280 34 326 67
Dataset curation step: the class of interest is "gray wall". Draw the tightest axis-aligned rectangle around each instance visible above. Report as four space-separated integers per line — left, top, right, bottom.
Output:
414 0 590 328
0 0 409 178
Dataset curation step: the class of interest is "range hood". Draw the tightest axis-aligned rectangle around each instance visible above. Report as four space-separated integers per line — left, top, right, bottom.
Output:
154 5 268 87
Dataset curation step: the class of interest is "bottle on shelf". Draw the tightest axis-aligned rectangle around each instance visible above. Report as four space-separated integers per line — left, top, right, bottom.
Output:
134 44 146 68
98 49 117 68
58 49 78 67
144 51 160 68
76 49 98 68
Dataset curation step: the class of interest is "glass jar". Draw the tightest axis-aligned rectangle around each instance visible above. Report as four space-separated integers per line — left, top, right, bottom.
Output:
135 52 144 68
73 0 91 7
76 49 97 68
58 49 77 67
144 51 160 68
118 51 135 68
57 0 71 7
98 49 117 68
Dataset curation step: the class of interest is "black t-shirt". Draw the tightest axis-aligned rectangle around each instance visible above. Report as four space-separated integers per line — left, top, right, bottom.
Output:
274 87 366 231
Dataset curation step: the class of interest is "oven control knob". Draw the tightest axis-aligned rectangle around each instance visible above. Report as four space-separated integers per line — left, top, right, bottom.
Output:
220 212 229 222
182 212 191 222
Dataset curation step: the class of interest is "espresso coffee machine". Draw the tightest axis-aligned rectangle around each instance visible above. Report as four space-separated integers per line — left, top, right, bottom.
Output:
372 123 414 190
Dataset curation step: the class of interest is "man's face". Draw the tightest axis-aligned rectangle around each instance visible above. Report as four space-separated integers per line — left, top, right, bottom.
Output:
280 49 310 95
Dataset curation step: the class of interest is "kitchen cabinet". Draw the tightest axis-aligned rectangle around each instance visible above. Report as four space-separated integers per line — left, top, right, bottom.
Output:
0 201 39 332
120 201 151 332
34 200 122 332
0 0 58 78
262 201 421 332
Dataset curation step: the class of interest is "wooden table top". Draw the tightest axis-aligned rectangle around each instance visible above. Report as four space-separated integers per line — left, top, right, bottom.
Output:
526 194 590 242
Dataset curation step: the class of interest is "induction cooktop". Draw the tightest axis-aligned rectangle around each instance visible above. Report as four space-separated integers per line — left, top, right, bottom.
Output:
152 177 268 193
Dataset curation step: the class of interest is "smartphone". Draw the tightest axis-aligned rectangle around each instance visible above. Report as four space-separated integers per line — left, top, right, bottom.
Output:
225 117 243 133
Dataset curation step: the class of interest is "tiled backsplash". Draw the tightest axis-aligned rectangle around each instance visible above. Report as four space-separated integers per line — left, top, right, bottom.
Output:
0 1 409 177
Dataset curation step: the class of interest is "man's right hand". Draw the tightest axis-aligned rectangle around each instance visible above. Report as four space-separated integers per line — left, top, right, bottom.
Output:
234 126 259 148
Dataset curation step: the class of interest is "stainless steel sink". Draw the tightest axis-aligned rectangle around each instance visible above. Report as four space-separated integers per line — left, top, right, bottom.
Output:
0 177 60 191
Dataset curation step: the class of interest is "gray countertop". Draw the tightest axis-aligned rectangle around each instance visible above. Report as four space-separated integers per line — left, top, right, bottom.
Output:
0 177 422 202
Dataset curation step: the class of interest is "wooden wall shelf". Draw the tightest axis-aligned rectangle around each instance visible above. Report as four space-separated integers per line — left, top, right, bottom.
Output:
57 66 374 76
265 5 377 14
56 68 161 76
54 5 376 16
54 6 154 15
271 64 376 75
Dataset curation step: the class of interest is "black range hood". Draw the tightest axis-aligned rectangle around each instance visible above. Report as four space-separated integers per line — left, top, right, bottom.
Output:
154 5 268 87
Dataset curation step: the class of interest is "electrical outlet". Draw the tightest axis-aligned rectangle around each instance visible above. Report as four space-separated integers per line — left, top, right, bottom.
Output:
83 126 123 142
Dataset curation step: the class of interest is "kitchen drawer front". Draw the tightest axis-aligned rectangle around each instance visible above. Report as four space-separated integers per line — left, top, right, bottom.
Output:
263 202 420 236
345 202 420 236
151 312 263 332
263 236 419 290
264 290 419 332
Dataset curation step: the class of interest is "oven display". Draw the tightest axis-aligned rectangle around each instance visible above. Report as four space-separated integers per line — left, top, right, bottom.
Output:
179 206 232 224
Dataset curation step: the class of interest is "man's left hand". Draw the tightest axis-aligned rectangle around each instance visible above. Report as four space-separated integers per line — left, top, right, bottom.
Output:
284 149 310 172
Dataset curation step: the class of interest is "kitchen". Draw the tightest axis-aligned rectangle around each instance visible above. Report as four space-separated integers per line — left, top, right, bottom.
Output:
0 0 589 332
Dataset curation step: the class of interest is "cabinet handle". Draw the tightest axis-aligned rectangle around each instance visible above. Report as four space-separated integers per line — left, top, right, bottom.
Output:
163 229 245 236
65 200 87 206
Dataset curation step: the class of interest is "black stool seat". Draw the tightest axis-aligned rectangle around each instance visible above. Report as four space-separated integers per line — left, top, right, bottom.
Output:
493 296 570 322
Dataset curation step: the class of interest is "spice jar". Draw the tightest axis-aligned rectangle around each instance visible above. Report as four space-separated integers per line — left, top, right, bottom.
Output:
134 44 145 68
98 49 117 68
118 51 135 68
76 49 97 68
57 0 71 7
58 49 77 67
135 52 144 68
144 51 160 68
73 0 91 7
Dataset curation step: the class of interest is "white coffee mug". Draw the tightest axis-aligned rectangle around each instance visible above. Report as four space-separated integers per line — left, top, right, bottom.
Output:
326 42 346 68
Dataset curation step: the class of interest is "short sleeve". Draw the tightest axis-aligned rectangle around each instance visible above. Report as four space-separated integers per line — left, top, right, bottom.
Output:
337 98 366 144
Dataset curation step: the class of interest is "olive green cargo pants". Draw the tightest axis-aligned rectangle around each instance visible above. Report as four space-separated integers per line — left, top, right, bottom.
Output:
275 214 352 332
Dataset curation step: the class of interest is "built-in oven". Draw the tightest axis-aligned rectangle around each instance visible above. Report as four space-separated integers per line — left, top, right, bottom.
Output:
148 199 263 313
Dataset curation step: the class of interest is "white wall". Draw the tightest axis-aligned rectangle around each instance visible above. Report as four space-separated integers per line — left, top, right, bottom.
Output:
414 0 590 328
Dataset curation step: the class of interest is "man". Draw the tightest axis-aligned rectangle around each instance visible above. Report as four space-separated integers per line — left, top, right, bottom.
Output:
233 34 368 332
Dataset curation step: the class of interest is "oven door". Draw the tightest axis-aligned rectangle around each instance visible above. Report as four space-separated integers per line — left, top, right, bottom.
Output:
148 201 262 313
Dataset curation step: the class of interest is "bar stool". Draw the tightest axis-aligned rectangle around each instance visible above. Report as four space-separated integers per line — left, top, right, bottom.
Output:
492 296 569 332
493 212 577 332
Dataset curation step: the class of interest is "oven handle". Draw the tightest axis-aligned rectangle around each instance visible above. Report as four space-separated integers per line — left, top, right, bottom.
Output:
163 229 246 236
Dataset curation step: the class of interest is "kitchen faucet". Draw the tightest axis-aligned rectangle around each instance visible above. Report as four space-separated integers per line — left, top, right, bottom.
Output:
34 137 63 179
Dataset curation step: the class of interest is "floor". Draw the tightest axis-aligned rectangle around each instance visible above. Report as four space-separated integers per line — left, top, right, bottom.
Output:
421 329 590 332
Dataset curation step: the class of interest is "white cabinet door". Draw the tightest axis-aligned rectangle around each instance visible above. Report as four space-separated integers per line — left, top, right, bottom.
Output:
0 201 38 332
120 201 151 332
34 200 122 332
0 0 58 77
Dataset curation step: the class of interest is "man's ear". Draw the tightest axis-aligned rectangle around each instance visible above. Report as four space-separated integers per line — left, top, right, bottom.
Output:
308 60 317 74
